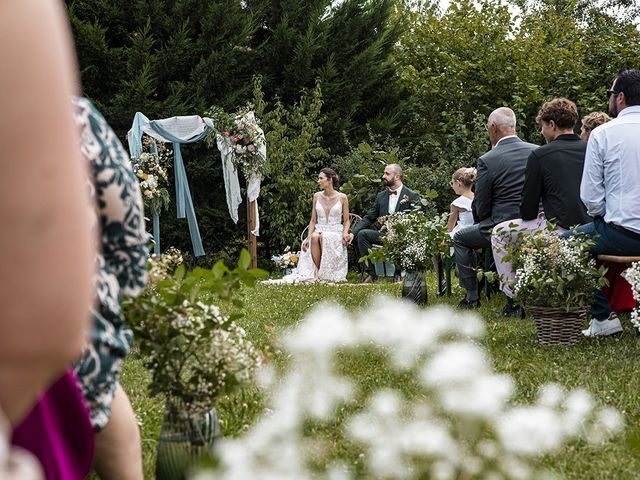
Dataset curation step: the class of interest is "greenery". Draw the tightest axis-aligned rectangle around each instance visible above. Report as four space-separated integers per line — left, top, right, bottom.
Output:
67 0 640 262
121 278 640 478
501 227 608 310
123 248 266 413
365 211 450 271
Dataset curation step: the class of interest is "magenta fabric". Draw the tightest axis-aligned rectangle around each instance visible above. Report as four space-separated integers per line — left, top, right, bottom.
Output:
11 370 94 480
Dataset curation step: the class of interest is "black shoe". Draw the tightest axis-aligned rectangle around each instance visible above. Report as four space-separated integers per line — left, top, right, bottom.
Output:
458 298 481 309
497 299 525 319
363 274 378 284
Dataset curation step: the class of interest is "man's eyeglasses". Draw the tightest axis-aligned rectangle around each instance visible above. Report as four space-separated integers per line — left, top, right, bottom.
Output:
606 89 621 99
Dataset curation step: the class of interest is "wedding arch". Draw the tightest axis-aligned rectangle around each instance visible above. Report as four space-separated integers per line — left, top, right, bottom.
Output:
127 111 266 267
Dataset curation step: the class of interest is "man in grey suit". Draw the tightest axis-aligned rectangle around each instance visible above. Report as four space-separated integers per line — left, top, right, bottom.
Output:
454 107 538 308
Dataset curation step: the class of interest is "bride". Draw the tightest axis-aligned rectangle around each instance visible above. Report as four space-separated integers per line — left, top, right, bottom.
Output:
269 168 350 284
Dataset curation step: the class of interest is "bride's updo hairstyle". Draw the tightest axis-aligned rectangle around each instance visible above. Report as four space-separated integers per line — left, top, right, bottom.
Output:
320 167 340 188
452 167 477 188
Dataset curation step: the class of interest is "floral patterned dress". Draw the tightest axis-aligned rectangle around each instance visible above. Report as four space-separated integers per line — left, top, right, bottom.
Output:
72 97 149 430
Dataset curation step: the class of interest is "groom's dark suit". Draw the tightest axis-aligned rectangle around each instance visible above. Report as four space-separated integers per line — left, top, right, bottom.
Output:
352 185 421 276
453 136 537 292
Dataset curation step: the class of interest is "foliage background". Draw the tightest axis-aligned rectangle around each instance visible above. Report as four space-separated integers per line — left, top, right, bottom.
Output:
66 0 640 264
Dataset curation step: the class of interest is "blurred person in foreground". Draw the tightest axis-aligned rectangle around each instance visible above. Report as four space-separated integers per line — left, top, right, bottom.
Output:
0 0 94 476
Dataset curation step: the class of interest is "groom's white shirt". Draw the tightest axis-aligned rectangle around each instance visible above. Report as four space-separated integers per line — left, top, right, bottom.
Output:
388 183 403 213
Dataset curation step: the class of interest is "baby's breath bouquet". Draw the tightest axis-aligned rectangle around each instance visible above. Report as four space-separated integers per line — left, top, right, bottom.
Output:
124 248 266 414
624 262 640 332
510 229 607 310
366 211 449 271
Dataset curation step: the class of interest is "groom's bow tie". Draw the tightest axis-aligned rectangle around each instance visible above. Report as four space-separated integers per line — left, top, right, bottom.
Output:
388 189 398 195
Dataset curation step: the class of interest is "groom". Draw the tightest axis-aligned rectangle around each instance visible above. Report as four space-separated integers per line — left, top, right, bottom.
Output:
348 163 421 283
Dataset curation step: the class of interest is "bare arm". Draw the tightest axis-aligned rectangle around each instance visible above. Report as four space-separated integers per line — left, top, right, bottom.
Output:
342 194 351 243
302 193 318 251
447 204 460 232
0 0 94 424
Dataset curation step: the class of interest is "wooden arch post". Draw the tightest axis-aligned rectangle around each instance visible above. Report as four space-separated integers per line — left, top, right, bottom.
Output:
247 200 257 268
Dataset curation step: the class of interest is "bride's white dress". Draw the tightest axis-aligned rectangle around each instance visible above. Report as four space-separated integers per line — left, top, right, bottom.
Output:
266 197 348 284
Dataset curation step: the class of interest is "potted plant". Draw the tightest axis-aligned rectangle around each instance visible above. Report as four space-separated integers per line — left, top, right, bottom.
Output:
124 248 266 479
364 211 450 304
508 228 608 345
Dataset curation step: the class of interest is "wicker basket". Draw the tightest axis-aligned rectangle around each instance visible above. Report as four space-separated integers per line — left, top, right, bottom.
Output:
529 306 587 345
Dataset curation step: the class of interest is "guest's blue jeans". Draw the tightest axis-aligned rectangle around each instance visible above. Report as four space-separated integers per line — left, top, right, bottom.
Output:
562 217 640 320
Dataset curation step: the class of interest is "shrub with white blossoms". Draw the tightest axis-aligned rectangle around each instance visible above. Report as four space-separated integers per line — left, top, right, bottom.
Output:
624 261 640 332
368 211 449 271
192 298 623 480
124 249 265 414
511 229 607 310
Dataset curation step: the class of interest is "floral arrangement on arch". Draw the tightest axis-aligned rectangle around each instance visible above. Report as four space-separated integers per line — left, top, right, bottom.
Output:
123 247 266 414
624 262 640 331
504 227 608 310
271 246 299 271
195 299 623 479
205 104 267 179
131 136 172 214
364 211 450 271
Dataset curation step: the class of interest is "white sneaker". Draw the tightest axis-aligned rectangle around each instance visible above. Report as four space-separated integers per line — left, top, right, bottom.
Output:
582 314 623 337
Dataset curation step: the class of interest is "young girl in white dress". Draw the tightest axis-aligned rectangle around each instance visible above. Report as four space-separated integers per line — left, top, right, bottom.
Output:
435 167 477 293
447 167 476 235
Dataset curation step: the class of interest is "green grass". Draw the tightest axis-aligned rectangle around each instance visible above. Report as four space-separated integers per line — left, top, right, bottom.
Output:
121 274 640 479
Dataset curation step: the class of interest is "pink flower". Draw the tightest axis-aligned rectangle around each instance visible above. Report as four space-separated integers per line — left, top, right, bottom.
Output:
247 144 255 152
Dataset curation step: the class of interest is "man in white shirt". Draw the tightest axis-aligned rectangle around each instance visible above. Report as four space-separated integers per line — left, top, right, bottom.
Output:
571 68 640 337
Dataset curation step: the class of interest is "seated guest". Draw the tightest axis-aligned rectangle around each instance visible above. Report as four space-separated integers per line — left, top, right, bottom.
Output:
492 98 591 317
580 111 611 140
348 164 420 283
447 167 476 235
567 69 640 337
453 107 537 308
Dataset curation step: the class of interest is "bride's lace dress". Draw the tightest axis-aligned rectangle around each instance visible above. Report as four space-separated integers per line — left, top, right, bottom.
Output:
266 195 348 284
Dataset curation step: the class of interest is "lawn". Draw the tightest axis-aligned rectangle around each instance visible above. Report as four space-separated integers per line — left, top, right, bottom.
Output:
120 274 640 479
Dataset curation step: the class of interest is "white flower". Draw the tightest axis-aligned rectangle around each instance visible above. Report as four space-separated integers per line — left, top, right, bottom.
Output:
496 406 565 454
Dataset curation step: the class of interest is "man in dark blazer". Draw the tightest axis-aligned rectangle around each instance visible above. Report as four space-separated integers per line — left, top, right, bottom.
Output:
454 107 538 308
348 163 421 283
492 98 592 317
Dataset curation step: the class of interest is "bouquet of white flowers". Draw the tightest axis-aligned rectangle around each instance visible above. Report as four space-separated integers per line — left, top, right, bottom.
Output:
365 211 449 271
624 262 640 331
510 229 607 310
271 246 300 271
131 137 172 213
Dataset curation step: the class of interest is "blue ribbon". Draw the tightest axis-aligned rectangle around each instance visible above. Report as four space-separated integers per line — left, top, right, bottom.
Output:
152 211 160 255
129 113 210 257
